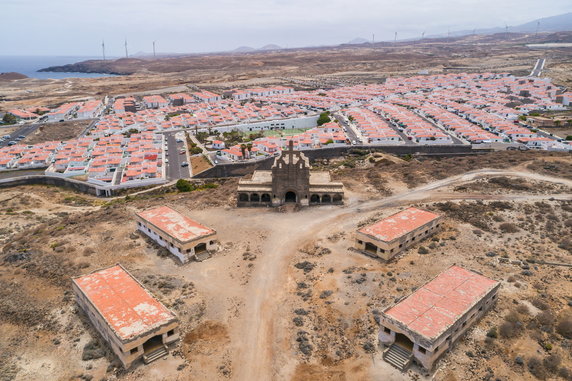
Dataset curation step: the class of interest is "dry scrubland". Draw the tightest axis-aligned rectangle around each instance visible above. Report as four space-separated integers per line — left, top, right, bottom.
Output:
22 120 93 145
0 150 570 381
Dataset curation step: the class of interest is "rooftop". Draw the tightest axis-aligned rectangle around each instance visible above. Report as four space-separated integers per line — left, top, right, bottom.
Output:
73 264 176 341
358 207 441 242
383 265 498 341
137 206 215 242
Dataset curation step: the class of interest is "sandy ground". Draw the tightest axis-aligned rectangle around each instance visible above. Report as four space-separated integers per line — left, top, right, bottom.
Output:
1 154 571 381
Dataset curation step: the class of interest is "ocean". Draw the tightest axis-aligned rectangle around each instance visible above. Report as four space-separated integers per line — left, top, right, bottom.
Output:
0 56 116 79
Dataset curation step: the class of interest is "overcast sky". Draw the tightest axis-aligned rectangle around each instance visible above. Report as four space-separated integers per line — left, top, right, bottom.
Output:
2 0 571 56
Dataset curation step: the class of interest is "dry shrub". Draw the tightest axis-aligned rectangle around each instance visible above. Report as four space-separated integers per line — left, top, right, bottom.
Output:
528 356 546 379
556 316 572 339
537 311 556 328
532 298 549 311
499 222 520 233
543 354 561 373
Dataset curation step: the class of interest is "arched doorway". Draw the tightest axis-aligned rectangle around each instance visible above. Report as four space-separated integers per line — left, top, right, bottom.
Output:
322 194 332 203
310 194 320 204
333 194 342 203
250 193 260 202
239 193 249 202
261 193 271 202
285 191 297 203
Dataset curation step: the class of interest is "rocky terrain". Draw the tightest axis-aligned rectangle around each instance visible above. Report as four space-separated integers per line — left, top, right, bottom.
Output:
0 151 570 381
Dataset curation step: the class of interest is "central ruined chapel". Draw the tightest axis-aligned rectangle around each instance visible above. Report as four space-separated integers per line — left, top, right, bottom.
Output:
237 141 344 207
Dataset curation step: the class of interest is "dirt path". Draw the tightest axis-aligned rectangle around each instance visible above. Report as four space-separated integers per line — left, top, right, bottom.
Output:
230 168 572 381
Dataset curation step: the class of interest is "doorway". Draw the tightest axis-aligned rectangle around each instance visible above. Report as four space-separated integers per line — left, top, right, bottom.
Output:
394 332 414 352
195 243 207 254
143 334 164 354
364 242 378 255
285 191 297 203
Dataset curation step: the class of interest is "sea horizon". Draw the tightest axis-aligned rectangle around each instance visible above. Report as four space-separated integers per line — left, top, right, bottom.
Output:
0 55 116 79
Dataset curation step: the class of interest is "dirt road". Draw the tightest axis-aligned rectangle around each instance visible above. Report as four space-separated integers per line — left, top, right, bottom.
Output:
231 168 572 381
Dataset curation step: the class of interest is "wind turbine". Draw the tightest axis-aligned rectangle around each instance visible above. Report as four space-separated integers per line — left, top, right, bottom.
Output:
535 21 540 37
153 41 156 58
101 40 106 61
394 32 397 43
124 39 129 58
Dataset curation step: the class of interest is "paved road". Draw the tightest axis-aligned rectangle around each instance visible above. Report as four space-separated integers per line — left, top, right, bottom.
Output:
333 113 361 144
164 132 191 180
0 123 42 147
530 58 546 77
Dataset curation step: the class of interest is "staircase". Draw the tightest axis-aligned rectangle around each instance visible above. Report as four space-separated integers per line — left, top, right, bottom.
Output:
143 345 168 364
194 251 211 262
383 344 412 371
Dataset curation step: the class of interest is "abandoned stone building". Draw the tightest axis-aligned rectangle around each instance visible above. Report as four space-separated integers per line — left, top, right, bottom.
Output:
355 207 442 261
72 264 180 368
378 265 500 371
136 206 218 263
237 141 344 207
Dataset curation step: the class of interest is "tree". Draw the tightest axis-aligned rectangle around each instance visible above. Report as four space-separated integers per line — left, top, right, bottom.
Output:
176 179 193 192
518 115 527 121
240 144 247 160
317 111 331 126
2 113 17 125
246 143 253 158
554 120 562 127
567 120 572 127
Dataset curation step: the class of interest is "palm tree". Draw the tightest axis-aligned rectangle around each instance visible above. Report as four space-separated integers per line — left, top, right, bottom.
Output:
246 143 253 159
240 144 247 160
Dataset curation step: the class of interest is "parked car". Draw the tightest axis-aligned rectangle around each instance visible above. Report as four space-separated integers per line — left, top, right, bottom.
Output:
176 139 183 143
181 162 189 167
3 135 10 139
18 135 26 139
7 141 17 146
179 149 185 155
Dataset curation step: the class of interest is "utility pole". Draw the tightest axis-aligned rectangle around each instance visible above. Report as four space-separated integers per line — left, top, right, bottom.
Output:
102 40 106 61
394 32 397 43
124 39 128 58
153 41 156 58
535 21 540 38
372 33 375 44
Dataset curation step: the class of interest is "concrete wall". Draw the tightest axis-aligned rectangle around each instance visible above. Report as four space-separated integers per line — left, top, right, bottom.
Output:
196 145 478 179
0 175 102 195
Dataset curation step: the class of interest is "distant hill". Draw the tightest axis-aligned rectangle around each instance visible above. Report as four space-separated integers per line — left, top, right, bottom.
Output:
347 37 369 45
259 44 282 51
233 46 256 53
429 12 572 39
0 72 28 81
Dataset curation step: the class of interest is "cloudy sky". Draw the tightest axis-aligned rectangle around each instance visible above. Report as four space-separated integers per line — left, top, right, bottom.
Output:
2 0 571 56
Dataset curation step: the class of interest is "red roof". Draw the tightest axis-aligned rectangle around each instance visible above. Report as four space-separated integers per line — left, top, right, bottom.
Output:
358 207 441 242
73 264 176 341
384 266 498 341
137 206 215 242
